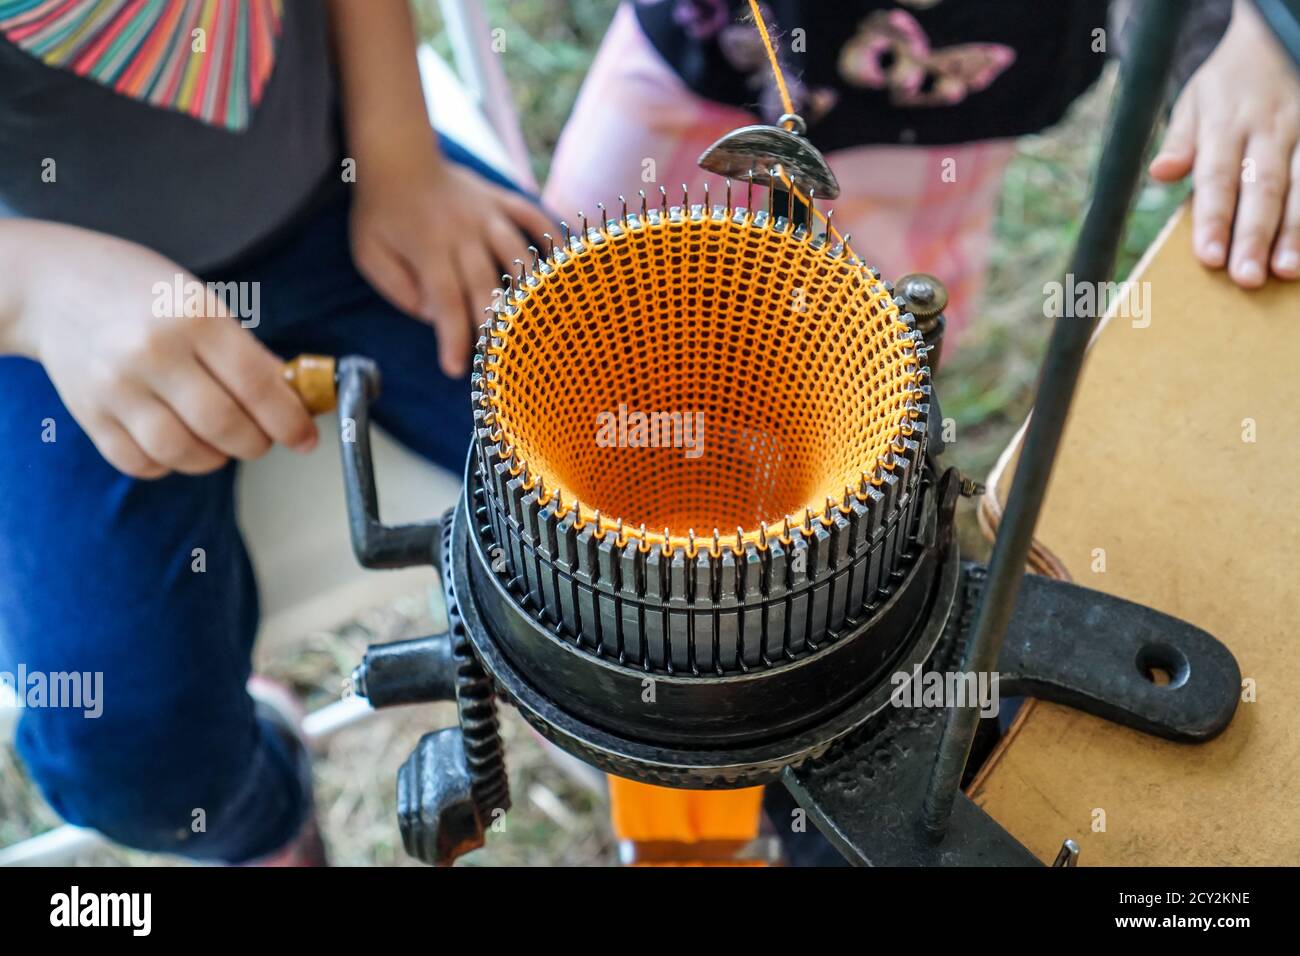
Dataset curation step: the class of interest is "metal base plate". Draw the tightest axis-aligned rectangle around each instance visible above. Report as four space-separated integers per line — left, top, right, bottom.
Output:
786 564 1241 865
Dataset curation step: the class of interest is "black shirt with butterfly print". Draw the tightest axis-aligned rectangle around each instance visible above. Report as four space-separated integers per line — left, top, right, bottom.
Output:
632 0 1227 151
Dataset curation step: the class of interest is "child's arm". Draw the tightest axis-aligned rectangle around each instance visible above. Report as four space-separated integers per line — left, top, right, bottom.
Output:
328 0 553 378
0 220 317 478
1151 0 1300 286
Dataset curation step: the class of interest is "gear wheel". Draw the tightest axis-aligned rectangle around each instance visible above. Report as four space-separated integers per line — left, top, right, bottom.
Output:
439 510 511 822
389 511 511 866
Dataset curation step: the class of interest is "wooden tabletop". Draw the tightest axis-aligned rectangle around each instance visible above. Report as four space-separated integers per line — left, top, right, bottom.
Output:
969 207 1300 866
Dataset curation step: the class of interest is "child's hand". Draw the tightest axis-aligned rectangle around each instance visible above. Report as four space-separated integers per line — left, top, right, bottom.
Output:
349 154 554 378
5 222 317 478
1151 0 1300 287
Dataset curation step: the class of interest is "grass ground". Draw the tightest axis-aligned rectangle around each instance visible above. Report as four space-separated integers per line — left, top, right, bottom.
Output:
0 0 1190 866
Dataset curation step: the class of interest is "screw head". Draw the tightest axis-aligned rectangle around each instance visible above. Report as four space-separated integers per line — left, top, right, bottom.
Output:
895 273 949 321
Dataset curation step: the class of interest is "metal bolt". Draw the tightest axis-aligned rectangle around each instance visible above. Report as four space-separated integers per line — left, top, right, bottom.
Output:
895 272 949 372
895 273 949 323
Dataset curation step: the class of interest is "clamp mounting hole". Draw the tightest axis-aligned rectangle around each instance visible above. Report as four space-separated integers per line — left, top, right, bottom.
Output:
1136 642 1190 689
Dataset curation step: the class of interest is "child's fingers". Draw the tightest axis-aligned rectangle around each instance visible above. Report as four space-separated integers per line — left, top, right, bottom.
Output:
157 354 273 461
459 243 499 326
1191 128 1247 269
354 235 422 318
498 190 558 246
109 389 228 476
1229 133 1293 287
195 321 318 453
87 412 167 480
1150 93 1198 181
486 213 532 279
1270 147 1300 279
421 257 471 378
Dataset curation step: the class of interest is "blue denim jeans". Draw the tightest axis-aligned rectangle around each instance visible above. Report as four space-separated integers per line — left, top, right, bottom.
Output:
0 138 523 862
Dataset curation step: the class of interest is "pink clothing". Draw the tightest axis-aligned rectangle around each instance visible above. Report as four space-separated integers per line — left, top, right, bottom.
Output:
543 3 1015 339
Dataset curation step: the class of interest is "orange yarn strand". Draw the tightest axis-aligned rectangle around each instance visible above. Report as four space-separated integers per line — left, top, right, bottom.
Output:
745 0 854 254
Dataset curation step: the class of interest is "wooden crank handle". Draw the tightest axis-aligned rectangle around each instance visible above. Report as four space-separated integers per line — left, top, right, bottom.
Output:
282 354 338 416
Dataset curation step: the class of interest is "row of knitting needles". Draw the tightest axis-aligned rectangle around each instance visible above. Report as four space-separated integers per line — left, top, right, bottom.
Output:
476 429 926 561
473 432 928 632
475 406 931 566
512 175 859 292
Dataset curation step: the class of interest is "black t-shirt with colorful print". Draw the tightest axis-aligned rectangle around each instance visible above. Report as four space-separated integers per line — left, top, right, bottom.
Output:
0 0 337 274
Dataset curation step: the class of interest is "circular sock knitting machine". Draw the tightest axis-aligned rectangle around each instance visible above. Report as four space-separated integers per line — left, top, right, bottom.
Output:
281 0 1254 866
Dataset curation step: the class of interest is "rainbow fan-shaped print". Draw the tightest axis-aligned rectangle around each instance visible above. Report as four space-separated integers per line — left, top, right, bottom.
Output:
0 0 285 131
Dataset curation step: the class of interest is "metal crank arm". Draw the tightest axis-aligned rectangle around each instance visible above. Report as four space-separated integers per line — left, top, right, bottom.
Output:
281 354 442 571
334 356 442 571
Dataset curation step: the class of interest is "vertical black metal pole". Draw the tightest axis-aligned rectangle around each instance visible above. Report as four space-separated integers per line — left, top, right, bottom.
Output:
921 0 1191 840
